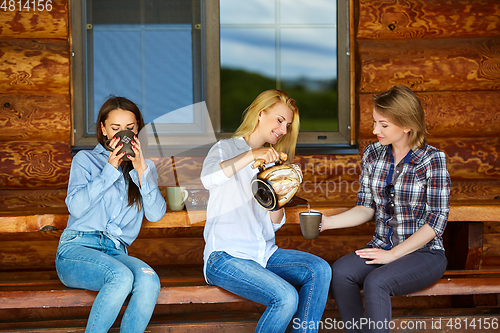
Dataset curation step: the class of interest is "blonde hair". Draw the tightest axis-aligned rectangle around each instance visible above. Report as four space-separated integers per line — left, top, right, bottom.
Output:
372 85 427 149
233 89 300 161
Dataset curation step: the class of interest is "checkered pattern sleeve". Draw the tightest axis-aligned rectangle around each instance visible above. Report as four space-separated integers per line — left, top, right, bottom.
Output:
355 143 377 210
423 150 451 237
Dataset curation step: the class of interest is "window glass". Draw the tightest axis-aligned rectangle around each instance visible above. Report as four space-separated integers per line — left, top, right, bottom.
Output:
220 0 338 133
219 0 275 25
87 0 201 133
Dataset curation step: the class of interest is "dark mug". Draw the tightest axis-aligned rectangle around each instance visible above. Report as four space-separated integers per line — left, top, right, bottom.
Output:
104 130 136 162
299 212 322 239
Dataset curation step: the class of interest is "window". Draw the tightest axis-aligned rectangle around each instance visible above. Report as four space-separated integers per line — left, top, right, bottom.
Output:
72 0 352 151
72 0 204 147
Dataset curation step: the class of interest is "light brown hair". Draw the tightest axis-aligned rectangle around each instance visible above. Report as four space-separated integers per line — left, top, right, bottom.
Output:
372 85 427 149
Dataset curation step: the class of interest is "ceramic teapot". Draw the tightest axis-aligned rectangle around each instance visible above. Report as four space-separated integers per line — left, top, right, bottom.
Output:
251 152 303 211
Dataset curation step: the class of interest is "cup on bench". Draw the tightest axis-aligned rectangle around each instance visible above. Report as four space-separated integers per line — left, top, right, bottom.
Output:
166 186 189 211
299 212 322 239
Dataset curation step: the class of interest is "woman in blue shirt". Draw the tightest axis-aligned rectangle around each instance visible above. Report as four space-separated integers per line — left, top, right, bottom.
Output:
320 85 450 333
56 96 167 333
201 90 331 333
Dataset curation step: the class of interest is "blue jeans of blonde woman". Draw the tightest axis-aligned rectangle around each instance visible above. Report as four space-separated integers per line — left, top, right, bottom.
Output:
55 230 160 333
331 247 447 333
206 248 332 333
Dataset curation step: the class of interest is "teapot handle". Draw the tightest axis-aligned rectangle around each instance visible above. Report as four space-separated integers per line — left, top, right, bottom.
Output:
251 152 288 169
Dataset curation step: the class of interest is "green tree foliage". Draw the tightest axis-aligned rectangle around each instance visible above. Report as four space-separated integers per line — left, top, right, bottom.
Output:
221 68 338 132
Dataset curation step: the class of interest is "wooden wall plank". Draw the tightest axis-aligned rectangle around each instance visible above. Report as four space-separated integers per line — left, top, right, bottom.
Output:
0 214 68 232
358 36 500 93
430 137 500 181
0 142 71 189
358 0 500 40
0 178 497 216
483 234 500 258
0 39 69 94
0 189 68 215
359 91 500 139
0 94 70 142
1 138 498 214
0 232 369 270
0 0 68 39
449 180 500 202
357 138 500 181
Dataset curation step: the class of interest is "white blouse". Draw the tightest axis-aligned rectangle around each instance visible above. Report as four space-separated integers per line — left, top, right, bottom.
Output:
201 137 286 279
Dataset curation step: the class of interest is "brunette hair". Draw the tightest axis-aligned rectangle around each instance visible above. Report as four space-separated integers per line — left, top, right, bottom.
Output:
372 85 427 149
233 89 300 161
96 96 145 210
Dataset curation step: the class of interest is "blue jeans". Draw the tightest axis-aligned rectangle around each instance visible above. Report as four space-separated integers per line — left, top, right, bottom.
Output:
55 230 160 333
206 248 332 333
331 247 447 333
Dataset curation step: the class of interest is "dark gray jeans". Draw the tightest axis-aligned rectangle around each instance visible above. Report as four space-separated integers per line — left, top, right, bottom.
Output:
331 247 447 333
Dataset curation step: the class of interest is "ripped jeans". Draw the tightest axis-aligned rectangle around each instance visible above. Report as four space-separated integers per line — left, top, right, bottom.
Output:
55 230 160 333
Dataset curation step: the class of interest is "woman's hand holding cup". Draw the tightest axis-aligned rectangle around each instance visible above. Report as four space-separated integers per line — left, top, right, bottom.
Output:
108 136 125 169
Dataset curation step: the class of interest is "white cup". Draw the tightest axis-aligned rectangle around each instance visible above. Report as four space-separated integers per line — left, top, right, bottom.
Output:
166 186 189 211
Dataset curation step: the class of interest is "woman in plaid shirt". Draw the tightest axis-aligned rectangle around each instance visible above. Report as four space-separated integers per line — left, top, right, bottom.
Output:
320 85 450 333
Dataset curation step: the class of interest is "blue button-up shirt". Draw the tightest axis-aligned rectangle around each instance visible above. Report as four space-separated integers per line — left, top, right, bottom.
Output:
65 144 166 248
356 142 451 251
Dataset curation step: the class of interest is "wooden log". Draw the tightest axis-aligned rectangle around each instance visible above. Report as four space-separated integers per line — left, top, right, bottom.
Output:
0 142 71 189
357 138 500 181
0 39 69 94
0 239 59 270
432 137 500 181
406 275 500 297
0 214 68 233
358 0 500 40
450 180 500 202
483 233 500 257
485 221 500 235
0 232 365 269
1 199 498 233
359 91 500 139
0 189 68 215
138 137 500 195
0 0 68 39
0 94 70 142
358 36 500 93
0 180 498 219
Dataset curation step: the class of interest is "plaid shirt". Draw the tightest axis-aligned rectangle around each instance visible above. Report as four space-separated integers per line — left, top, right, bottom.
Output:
356 142 451 251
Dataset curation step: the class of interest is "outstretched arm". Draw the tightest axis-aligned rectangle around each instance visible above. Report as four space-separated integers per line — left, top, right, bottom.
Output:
320 205 375 231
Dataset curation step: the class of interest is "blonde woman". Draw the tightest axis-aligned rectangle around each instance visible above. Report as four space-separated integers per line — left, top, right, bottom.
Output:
322 85 450 333
201 90 331 333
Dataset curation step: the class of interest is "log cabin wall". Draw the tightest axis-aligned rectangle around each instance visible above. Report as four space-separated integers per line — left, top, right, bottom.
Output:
0 0 499 270
354 0 500 269
0 0 72 215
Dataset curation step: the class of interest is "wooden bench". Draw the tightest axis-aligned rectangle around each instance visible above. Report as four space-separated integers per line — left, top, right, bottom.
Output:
1 203 500 331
